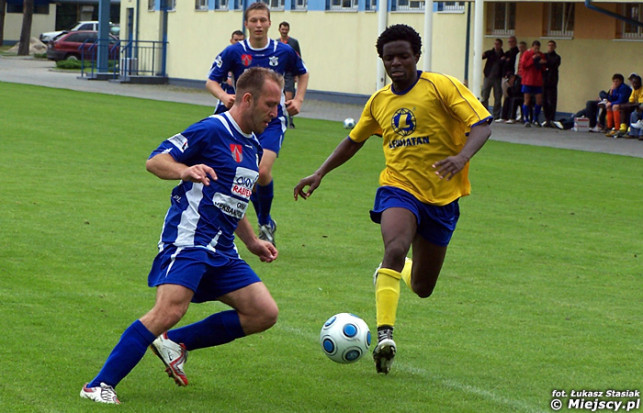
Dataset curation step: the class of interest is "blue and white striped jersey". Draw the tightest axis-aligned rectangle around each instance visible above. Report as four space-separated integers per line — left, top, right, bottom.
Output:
149 112 262 257
207 39 308 119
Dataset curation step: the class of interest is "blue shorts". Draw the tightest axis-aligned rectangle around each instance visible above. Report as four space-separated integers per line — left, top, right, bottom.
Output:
258 116 287 154
369 186 460 247
148 246 261 303
521 85 543 95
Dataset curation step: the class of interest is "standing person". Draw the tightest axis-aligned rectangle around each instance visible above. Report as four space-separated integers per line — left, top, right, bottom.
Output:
277 21 302 129
519 40 546 127
542 40 561 127
294 24 491 375
481 38 504 121
499 36 519 122
206 2 309 246
214 30 245 115
80 67 282 405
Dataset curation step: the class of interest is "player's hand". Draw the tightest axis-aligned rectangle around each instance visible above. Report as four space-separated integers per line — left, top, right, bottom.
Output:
247 239 278 263
294 174 322 200
285 98 303 116
180 164 217 186
432 155 468 181
223 93 236 109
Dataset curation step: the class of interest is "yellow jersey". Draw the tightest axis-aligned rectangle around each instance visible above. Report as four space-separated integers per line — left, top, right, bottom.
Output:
629 87 643 104
349 71 491 206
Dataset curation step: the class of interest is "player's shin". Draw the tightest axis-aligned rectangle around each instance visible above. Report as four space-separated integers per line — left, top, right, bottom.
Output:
375 268 402 329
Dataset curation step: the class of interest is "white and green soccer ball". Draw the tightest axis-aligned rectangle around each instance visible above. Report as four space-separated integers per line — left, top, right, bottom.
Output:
320 313 371 363
343 117 356 130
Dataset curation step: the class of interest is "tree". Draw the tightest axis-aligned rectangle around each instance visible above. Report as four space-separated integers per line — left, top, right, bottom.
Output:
0 0 6 46
18 0 34 56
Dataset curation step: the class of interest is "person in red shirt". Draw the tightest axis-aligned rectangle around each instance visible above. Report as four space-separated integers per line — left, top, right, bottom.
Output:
519 40 546 127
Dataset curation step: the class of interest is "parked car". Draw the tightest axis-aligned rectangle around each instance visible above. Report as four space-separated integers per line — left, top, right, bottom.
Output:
40 21 119 44
46 31 120 62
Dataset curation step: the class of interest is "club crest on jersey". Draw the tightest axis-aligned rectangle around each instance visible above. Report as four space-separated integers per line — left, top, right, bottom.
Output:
241 54 252 66
391 108 417 137
230 144 243 162
269 56 279 67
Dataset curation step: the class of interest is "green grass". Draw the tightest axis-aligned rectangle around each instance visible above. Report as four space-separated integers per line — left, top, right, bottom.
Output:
0 82 641 413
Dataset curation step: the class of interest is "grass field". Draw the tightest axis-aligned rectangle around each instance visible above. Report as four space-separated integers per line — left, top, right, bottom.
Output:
0 82 641 412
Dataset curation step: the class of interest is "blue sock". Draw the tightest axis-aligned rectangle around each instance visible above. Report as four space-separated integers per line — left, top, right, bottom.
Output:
534 105 542 123
250 191 261 222
522 104 530 123
256 181 274 226
88 320 156 388
167 310 245 351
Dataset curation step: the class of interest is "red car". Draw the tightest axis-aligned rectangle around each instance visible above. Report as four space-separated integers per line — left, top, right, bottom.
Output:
47 30 119 62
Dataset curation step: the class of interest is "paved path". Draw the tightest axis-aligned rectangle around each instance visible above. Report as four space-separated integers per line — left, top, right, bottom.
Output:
2 55 643 159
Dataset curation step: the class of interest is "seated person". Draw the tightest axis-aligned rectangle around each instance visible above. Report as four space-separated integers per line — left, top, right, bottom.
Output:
603 74 632 136
587 74 632 133
618 73 643 137
625 103 643 140
501 74 524 124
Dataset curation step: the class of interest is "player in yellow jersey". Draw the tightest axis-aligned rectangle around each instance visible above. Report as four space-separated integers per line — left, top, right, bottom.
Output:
294 24 492 374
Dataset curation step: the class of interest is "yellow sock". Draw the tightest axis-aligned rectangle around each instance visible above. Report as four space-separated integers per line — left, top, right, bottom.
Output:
375 268 401 328
401 257 413 288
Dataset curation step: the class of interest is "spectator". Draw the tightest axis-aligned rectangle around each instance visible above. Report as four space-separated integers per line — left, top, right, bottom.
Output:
481 38 504 121
587 74 632 133
501 36 519 77
515 41 527 78
277 21 302 128
620 73 643 138
214 30 245 115
502 74 523 124
602 74 632 137
626 103 643 140
519 40 546 127
542 40 561 127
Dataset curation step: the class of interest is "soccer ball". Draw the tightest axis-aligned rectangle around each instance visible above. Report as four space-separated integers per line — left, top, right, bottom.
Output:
320 313 371 363
343 117 356 130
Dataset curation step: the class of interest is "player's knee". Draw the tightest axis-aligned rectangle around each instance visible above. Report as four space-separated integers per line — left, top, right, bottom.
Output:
251 302 279 333
413 284 435 299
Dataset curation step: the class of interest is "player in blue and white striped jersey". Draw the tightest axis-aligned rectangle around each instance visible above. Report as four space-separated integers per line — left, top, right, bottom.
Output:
206 2 309 246
81 68 284 405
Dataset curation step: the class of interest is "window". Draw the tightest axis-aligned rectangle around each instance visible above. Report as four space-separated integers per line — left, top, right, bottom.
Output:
547 3 574 37
259 0 285 11
437 1 465 13
6 3 49 13
195 0 208 10
621 3 643 39
395 0 424 12
167 0 176 11
148 0 155 11
486 2 515 35
365 0 377 11
215 0 229 10
329 0 358 11
293 0 308 11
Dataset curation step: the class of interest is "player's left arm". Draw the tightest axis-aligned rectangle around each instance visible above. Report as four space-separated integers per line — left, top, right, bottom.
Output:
286 71 309 116
433 122 491 181
235 216 278 262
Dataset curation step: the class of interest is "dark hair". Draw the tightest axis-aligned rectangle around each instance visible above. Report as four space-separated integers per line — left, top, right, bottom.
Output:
279 21 290 28
376 24 422 58
519 41 527 46
244 2 270 21
235 67 284 103
531 40 541 47
612 73 625 82
495 38 503 46
548 40 557 47
231 30 244 38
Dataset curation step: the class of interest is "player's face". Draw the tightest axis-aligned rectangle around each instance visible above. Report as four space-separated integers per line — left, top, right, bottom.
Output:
248 79 282 134
279 25 289 38
231 34 244 44
245 10 271 42
547 42 555 53
382 40 419 91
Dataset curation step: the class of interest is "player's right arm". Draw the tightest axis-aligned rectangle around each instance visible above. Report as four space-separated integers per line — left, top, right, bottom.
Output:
293 137 364 200
146 153 218 186
206 79 235 109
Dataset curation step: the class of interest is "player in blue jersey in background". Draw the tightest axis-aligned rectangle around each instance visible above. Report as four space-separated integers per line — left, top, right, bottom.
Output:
206 2 309 246
214 30 245 115
80 67 283 405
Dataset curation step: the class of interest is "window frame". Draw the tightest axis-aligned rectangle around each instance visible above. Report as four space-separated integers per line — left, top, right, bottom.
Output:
546 2 574 38
621 3 643 40
486 2 516 36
